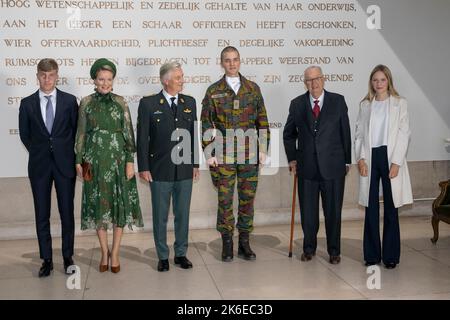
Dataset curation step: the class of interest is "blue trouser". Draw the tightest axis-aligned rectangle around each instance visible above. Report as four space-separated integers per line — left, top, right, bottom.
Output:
150 179 193 260
364 146 400 264
298 177 345 257
30 159 75 260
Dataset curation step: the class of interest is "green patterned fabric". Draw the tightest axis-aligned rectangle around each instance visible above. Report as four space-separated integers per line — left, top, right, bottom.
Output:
201 74 269 235
201 73 270 164
75 91 143 230
216 164 258 234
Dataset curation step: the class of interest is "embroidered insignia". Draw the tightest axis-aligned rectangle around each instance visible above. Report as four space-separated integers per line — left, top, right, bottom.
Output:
183 108 192 113
212 93 227 99
153 110 163 115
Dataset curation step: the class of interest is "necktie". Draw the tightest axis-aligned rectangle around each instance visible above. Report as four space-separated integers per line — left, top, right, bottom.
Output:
313 100 320 119
170 97 177 116
45 95 54 133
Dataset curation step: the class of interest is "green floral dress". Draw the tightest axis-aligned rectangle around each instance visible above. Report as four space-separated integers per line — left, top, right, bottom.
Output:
75 91 143 230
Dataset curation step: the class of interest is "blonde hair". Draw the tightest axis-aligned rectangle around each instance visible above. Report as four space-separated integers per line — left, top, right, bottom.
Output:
362 64 400 102
37 58 58 73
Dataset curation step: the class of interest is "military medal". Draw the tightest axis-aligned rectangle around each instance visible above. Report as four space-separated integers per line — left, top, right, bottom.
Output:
233 99 240 110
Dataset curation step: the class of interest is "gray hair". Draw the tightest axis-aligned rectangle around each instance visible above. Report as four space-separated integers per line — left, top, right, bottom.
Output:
303 65 323 78
160 61 182 84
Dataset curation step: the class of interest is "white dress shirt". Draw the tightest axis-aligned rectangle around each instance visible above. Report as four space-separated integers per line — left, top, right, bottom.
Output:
226 76 241 95
371 98 389 148
309 91 324 111
39 88 57 123
162 90 178 106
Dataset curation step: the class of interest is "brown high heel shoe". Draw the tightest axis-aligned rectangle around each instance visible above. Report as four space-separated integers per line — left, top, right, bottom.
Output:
99 251 110 273
110 253 120 273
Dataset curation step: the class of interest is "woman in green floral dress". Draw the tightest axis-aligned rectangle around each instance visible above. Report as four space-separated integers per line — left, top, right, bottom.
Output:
75 58 143 273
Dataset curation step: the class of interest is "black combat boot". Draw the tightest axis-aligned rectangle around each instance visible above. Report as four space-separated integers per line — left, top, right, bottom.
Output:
238 232 256 260
221 233 234 262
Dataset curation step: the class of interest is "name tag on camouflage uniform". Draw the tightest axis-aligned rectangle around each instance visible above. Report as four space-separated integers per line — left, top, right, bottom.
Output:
233 99 240 110
212 93 227 99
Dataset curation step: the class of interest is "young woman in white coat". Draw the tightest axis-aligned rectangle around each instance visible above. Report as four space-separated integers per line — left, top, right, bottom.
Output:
355 65 413 269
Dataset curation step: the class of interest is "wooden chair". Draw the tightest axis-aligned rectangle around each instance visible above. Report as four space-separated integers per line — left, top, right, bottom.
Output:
431 180 450 243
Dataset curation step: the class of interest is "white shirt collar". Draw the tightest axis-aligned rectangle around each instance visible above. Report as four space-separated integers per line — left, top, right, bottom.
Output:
162 89 178 105
226 76 241 94
309 91 325 109
39 88 57 100
226 76 240 84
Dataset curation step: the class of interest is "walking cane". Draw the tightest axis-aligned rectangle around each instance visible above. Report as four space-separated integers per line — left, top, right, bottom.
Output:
288 174 298 258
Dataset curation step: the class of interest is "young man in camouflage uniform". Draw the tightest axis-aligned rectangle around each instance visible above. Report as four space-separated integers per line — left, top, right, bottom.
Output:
201 46 270 261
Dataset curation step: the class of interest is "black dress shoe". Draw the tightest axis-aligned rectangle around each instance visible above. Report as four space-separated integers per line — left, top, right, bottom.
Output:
329 255 341 264
300 252 314 261
174 256 193 269
157 259 169 272
365 261 379 267
384 262 397 269
38 259 53 278
63 257 75 274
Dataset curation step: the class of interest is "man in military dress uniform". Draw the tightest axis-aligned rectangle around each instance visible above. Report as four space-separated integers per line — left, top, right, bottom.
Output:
201 46 270 262
137 62 199 272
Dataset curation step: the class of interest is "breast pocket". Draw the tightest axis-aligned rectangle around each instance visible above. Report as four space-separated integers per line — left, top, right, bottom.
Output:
180 112 193 129
212 97 230 127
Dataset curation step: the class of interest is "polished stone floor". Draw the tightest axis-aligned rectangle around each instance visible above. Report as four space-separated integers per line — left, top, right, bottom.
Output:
0 216 449 300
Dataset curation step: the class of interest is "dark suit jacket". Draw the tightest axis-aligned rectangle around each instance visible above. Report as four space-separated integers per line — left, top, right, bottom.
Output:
137 91 199 181
19 89 78 179
283 90 351 180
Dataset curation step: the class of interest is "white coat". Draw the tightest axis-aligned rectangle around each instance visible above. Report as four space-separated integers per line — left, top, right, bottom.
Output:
354 95 413 208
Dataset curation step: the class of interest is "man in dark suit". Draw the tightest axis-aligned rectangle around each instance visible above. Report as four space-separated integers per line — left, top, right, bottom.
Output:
18 58 78 277
283 66 351 264
137 62 199 272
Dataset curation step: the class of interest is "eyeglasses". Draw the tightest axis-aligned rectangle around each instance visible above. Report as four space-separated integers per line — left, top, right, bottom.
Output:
304 76 323 85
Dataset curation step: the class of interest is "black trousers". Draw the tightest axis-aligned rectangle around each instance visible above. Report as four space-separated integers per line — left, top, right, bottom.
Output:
364 146 400 264
297 159 345 257
30 159 75 260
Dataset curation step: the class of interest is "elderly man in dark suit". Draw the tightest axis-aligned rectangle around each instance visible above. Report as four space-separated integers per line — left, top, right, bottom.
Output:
137 62 199 272
283 66 351 264
19 58 78 277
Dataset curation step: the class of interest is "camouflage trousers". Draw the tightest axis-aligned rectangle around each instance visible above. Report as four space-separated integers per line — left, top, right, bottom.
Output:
211 164 259 235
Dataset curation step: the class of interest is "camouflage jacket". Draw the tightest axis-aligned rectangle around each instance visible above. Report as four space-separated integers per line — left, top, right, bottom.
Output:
201 74 270 164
